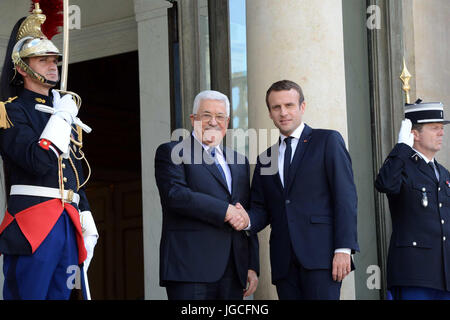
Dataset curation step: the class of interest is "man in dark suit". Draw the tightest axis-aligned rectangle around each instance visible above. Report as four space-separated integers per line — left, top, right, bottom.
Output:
244 80 359 300
155 90 259 300
375 100 450 300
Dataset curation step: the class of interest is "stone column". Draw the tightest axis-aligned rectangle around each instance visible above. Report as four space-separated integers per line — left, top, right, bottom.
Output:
412 0 450 169
134 0 172 300
246 0 355 299
178 0 201 130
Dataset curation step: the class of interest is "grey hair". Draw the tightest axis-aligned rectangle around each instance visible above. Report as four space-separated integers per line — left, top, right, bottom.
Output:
192 90 230 117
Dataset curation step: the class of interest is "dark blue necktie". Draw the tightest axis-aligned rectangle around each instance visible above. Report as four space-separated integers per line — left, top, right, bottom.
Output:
283 136 293 188
429 161 439 182
210 147 227 182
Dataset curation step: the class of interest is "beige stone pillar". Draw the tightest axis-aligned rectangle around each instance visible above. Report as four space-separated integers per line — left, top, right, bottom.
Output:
134 0 172 300
246 0 355 300
412 0 450 169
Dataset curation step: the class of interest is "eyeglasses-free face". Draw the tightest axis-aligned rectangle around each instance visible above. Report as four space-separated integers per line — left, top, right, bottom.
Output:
268 89 305 137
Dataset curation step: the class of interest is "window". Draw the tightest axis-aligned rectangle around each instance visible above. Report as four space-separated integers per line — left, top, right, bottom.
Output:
229 0 248 154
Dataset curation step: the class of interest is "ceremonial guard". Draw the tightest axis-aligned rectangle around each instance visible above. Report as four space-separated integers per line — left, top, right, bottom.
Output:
375 62 450 299
0 1 98 299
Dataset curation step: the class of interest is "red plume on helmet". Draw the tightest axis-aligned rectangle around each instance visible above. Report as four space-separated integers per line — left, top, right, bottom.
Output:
30 0 64 40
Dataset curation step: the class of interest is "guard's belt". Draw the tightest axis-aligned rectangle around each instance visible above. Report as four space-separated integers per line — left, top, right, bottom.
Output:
10 185 80 206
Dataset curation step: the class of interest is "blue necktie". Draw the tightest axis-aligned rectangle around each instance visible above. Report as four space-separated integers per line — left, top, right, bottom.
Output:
429 161 439 182
283 136 293 188
210 147 227 182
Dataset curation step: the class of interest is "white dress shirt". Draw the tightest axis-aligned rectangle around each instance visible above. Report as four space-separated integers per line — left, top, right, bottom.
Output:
278 123 350 256
279 123 304 187
191 132 254 230
192 132 232 193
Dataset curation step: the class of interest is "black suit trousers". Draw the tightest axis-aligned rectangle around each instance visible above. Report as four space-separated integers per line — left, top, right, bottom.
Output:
274 250 341 300
165 248 244 300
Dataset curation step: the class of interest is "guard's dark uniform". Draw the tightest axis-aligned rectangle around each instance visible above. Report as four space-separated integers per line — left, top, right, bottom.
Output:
0 3 97 300
376 143 450 292
0 89 89 262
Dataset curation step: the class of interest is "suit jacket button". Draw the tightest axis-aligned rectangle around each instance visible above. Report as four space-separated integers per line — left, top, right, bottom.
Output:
285 200 290 204
439 203 443 208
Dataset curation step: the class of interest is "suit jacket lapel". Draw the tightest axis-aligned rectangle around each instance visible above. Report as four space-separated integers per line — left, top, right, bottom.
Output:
417 158 439 183
434 159 444 184
274 170 283 191
435 160 444 184
191 137 230 194
285 124 313 192
223 147 251 197
224 147 241 197
266 143 283 191
205 149 230 194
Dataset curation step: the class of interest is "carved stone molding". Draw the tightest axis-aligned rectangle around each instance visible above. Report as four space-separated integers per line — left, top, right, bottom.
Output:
134 0 171 22
367 0 405 299
51 17 138 64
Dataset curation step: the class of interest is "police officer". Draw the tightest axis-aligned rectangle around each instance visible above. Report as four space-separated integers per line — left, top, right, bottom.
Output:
375 99 450 300
0 4 98 299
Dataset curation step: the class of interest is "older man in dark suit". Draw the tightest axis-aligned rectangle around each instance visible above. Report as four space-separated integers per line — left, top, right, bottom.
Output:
155 90 259 300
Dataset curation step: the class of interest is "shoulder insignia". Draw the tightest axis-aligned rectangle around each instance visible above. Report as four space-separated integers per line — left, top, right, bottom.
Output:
35 97 46 104
411 152 419 162
0 96 18 129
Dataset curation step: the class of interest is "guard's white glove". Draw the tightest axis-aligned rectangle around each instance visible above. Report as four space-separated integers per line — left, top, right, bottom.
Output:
52 90 78 125
80 210 99 271
83 235 97 271
398 119 414 147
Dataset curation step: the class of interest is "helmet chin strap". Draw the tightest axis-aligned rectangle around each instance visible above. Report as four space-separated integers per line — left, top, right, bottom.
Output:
14 57 58 87
11 37 58 88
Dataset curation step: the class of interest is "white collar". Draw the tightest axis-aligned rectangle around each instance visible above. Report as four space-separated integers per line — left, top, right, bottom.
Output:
280 122 305 142
412 147 435 164
192 131 224 156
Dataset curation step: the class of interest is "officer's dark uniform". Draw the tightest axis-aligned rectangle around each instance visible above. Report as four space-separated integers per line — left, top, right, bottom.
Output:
0 4 97 299
0 89 89 257
0 89 90 299
376 143 450 290
375 100 450 299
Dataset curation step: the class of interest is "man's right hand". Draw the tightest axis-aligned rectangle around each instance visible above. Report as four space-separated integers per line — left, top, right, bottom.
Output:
52 89 78 125
398 119 414 147
225 204 249 231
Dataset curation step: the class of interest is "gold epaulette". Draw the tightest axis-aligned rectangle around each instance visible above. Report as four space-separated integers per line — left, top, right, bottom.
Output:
0 96 17 129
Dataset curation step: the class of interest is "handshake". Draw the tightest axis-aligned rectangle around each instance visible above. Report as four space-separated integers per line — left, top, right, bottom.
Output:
224 203 249 231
